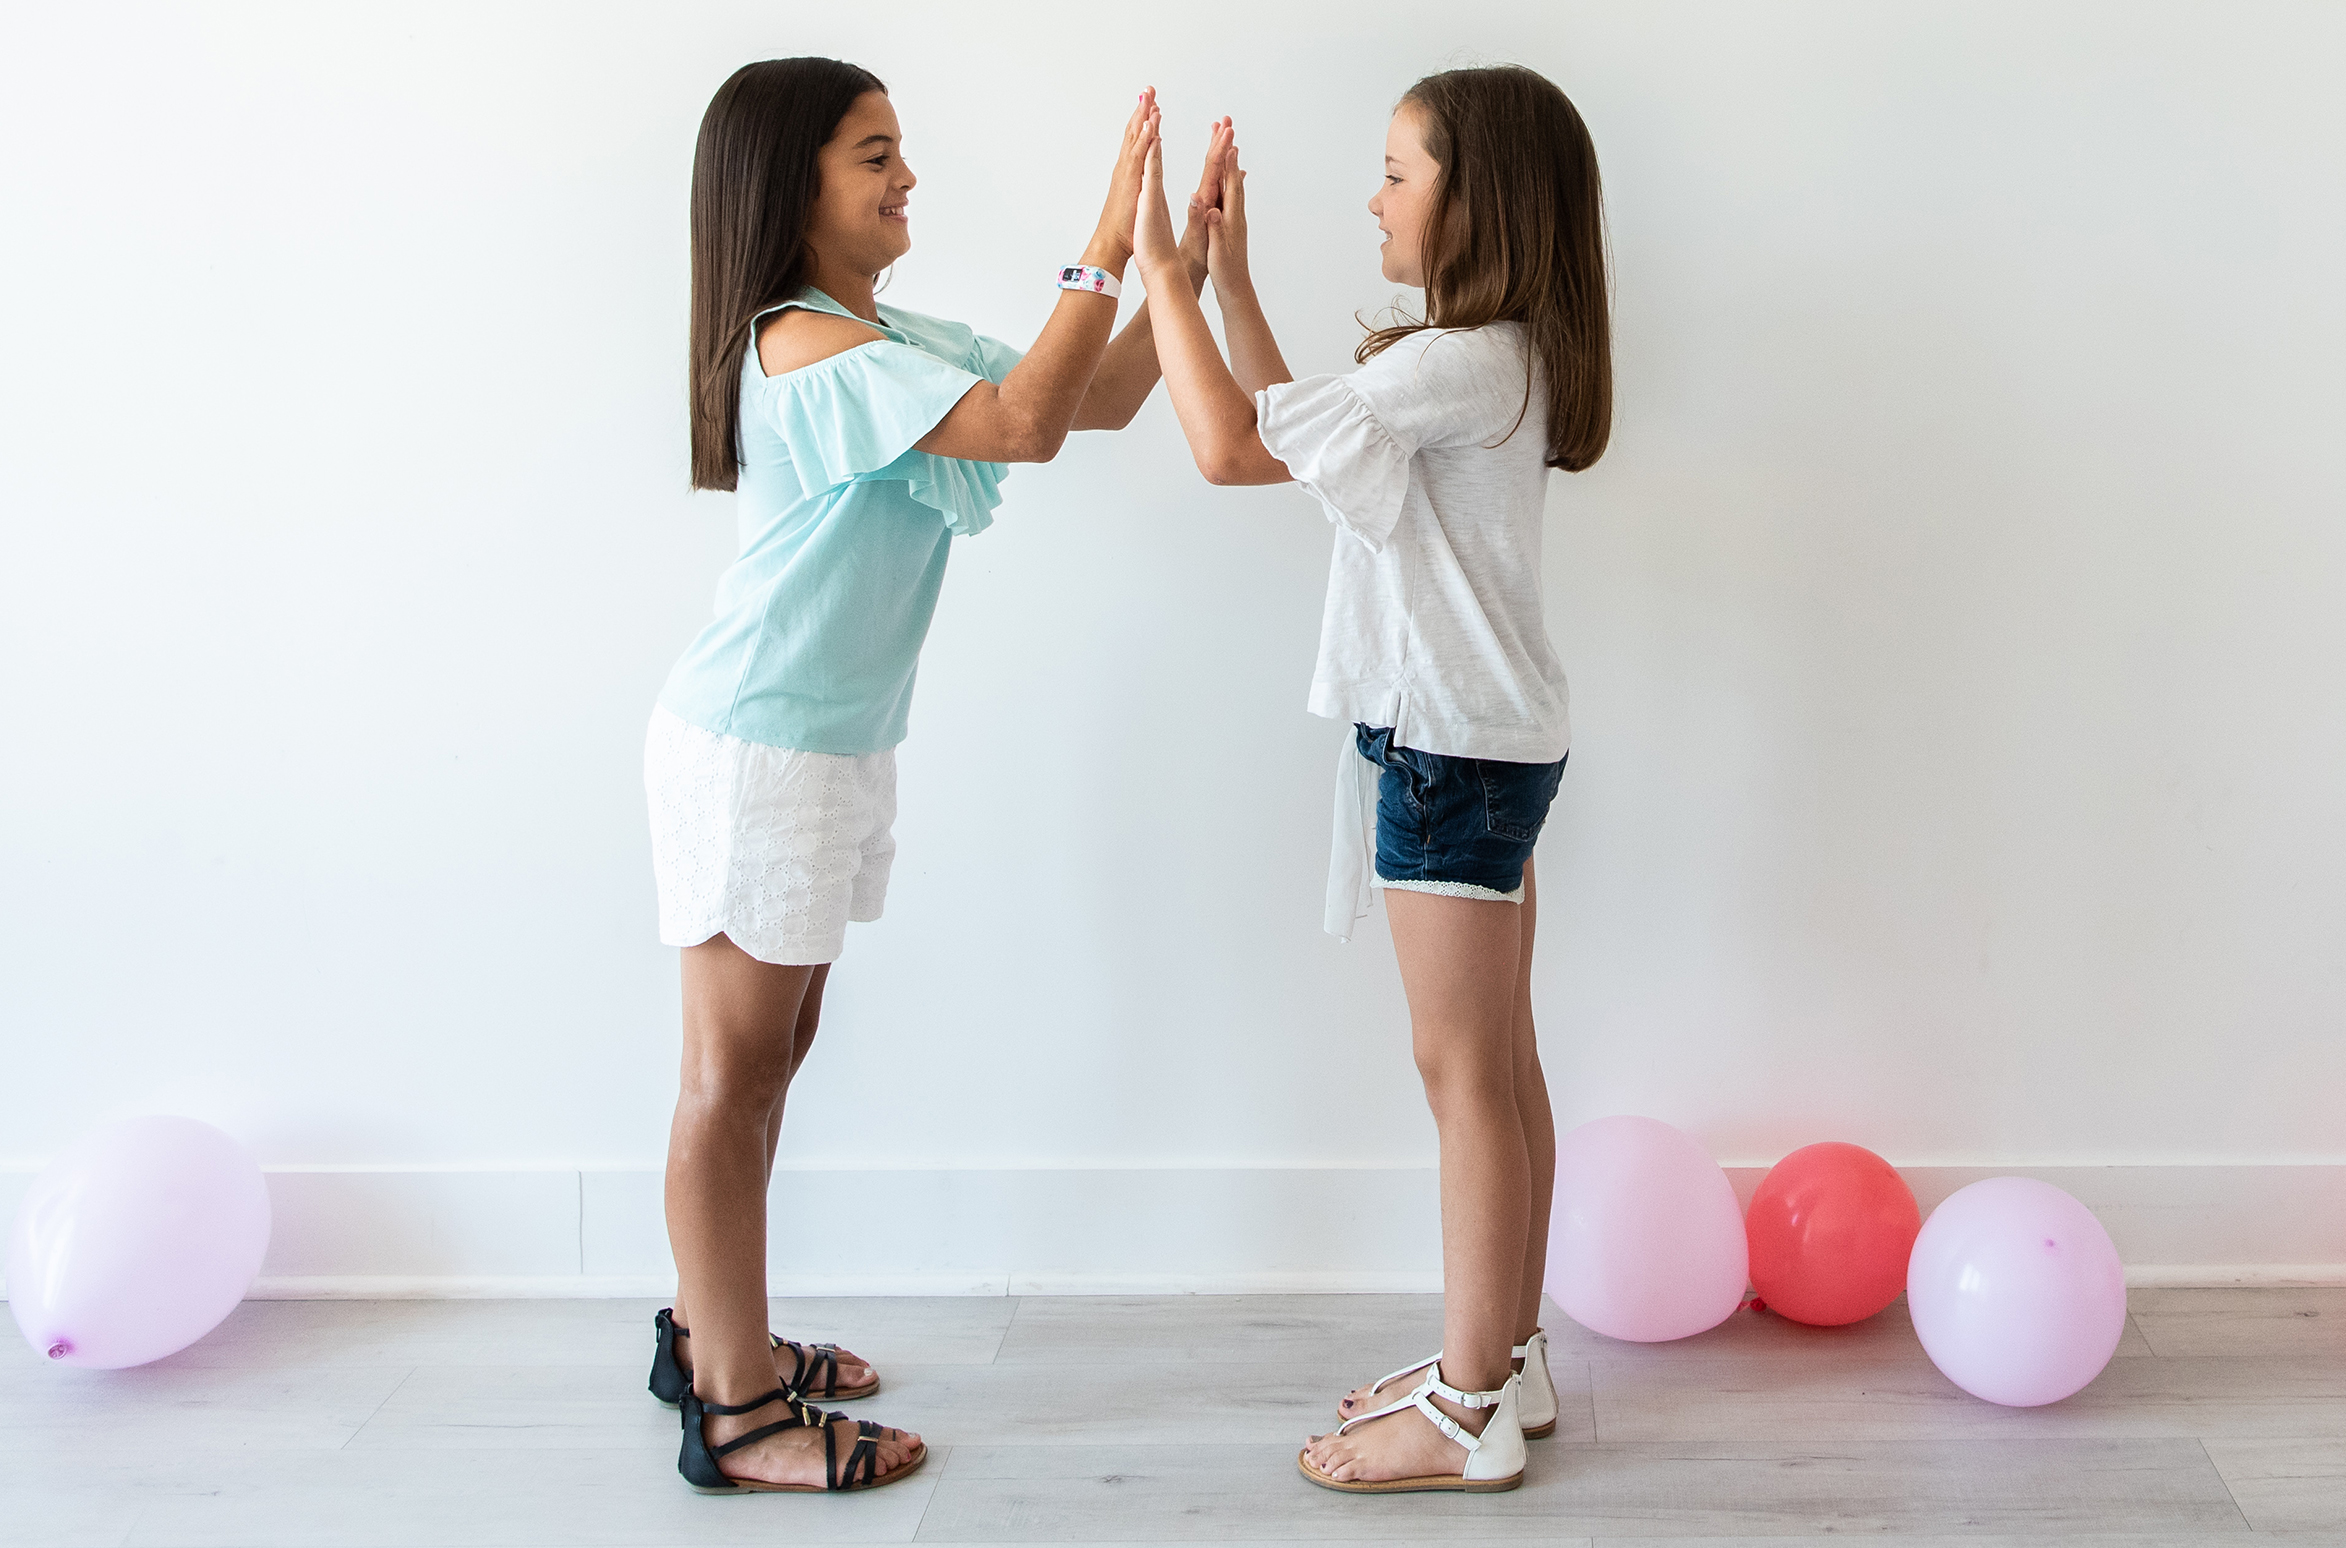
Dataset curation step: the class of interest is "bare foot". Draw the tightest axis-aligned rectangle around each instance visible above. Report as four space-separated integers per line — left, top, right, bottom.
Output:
702 1394 921 1489
1336 1359 1432 1423
673 1326 878 1397
1304 1385 1489 1485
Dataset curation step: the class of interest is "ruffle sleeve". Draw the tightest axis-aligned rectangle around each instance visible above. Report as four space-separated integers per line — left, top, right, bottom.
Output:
1256 376 1413 554
766 341 1009 537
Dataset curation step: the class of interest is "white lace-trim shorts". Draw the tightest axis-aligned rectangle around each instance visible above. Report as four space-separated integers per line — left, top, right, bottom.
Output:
644 706 897 966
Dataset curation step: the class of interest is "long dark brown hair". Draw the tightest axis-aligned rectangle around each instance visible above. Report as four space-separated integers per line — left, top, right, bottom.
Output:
689 57 887 491
1360 65 1612 472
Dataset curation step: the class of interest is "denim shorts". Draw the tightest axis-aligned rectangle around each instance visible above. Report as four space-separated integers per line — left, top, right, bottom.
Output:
1356 725 1567 902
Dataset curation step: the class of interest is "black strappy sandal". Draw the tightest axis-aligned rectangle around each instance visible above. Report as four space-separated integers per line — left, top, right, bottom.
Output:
678 1384 925 1494
649 1308 880 1407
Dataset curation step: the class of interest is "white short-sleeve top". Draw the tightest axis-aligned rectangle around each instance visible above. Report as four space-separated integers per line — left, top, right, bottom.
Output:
1256 322 1568 767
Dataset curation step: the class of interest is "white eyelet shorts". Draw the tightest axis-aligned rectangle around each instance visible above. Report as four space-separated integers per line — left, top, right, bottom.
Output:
643 706 897 966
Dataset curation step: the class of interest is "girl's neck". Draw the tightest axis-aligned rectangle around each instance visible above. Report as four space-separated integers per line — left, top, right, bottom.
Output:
804 254 883 324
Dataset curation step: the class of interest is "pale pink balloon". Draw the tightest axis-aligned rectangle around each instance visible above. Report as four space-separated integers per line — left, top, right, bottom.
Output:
7 1116 271 1369
1546 1114 1749 1342
1907 1176 2126 1406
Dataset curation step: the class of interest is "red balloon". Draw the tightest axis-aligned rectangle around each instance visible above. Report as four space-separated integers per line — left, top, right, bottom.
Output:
1746 1142 1921 1326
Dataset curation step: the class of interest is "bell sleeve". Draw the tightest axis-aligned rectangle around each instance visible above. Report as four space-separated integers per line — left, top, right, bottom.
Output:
1255 374 1414 555
767 341 1012 537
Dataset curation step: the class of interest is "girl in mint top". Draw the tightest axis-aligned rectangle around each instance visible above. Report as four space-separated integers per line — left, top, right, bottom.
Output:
660 289 1025 753
650 60 1227 1499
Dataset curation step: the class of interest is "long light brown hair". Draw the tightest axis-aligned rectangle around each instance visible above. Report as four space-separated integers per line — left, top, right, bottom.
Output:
1360 65 1612 472
688 57 887 492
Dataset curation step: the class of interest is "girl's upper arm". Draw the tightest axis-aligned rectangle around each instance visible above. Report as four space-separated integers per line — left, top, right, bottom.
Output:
913 332 1048 462
1349 329 1524 452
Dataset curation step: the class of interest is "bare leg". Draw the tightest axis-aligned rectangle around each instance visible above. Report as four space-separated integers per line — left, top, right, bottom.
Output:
665 936 914 1485
1512 861 1556 1346
675 964 824 1331
1305 889 1529 1484
667 964 871 1392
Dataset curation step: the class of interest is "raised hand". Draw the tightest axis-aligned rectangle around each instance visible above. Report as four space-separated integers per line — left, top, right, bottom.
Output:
1132 114 1184 278
1205 137 1252 293
1180 117 1235 284
1091 89 1162 267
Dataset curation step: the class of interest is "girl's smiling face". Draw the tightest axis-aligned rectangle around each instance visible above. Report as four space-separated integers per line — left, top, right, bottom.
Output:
1369 102 1442 286
806 89 916 277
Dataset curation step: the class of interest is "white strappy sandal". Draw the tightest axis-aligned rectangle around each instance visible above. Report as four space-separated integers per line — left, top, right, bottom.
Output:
1299 1363 1527 1494
1338 1330 1559 1441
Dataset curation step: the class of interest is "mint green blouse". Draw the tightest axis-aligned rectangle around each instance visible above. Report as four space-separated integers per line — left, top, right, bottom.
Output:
659 290 1022 754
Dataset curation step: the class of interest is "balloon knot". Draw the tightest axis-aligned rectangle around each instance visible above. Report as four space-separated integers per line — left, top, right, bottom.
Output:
1749 1298 1767 1314
46 1341 71 1360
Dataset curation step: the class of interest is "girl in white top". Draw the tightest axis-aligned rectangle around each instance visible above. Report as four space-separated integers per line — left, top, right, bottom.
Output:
1133 66 1613 1493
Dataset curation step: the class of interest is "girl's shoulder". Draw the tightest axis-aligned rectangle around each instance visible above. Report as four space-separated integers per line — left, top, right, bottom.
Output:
876 303 1012 378
873 302 973 352
1356 321 1528 400
1375 319 1526 367
754 307 890 381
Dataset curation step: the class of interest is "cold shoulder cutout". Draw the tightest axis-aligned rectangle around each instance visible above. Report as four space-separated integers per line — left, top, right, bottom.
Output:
752 292 1019 537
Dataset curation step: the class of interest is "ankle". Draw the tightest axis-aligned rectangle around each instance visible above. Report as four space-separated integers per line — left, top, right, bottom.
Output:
697 1364 783 1409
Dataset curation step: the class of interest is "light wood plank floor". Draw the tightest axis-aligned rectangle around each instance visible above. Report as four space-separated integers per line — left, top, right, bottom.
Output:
4 1289 2343 1546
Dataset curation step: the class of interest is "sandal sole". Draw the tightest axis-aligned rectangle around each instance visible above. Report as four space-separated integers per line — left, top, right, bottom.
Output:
1297 1454 1522 1494
689 1442 926 1494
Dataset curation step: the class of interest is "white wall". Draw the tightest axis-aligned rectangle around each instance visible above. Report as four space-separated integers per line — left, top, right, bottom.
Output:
4 2 2343 1276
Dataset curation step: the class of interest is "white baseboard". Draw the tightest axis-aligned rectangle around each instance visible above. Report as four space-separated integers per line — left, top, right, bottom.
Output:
4 1164 2342 1298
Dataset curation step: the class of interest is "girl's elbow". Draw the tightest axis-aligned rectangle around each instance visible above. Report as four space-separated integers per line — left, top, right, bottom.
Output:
1011 416 1067 463
1197 442 1253 485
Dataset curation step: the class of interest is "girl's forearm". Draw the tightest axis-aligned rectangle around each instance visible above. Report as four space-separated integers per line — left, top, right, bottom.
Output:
998 235 1129 443
1213 276 1293 396
1071 304 1160 431
1143 263 1290 486
1072 256 1209 430
924 237 1126 462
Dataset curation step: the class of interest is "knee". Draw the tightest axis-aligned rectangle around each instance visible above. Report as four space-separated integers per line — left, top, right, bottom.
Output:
679 1045 793 1113
1412 1037 1515 1118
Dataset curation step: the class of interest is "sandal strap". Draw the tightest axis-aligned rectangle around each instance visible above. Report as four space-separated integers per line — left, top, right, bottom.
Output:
1411 1384 1488 1451
785 1340 842 1395
698 1385 831 1457
825 1414 882 1490
709 1409 815 1460
659 1313 785 1355
1422 1361 1504 1410
1333 1367 1510 1454
1332 1378 1432 1438
695 1384 796 1419
1367 1350 1440 1393
1510 1328 1544 1360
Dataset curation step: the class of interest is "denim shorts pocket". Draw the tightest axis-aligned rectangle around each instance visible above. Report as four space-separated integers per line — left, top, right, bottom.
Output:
1477 755 1566 844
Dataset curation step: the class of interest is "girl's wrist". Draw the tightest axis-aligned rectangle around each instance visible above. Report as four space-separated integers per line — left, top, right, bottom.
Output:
1134 247 1183 283
1081 233 1131 278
